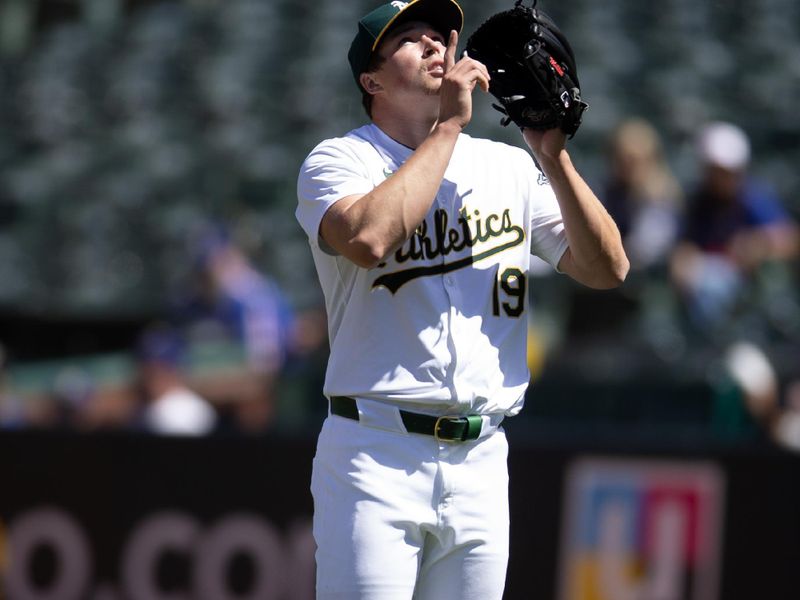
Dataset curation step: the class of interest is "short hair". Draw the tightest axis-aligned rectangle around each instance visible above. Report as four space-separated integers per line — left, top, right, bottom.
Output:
360 52 387 119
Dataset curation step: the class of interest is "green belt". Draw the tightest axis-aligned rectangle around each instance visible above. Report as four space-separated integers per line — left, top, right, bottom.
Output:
330 396 484 442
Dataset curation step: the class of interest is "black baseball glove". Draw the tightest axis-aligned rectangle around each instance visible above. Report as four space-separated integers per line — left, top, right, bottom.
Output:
465 0 588 137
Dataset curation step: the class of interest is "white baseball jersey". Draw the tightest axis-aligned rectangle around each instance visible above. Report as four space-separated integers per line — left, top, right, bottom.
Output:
296 123 568 417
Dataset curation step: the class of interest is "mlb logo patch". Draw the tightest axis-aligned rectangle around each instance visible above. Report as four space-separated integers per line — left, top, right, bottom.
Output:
558 458 725 600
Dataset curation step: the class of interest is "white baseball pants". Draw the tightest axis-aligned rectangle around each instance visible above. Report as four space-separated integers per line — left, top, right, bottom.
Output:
311 409 510 600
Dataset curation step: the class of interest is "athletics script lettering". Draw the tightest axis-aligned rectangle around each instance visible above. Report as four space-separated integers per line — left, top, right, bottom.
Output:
372 207 525 294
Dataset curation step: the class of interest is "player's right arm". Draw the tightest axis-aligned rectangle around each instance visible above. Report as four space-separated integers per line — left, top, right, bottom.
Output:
319 124 458 268
320 30 489 269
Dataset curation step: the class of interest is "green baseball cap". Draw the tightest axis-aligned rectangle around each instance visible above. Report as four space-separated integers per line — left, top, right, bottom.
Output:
348 0 464 88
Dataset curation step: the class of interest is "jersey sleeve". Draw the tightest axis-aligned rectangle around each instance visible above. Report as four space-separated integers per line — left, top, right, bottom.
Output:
524 157 569 270
296 139 374 250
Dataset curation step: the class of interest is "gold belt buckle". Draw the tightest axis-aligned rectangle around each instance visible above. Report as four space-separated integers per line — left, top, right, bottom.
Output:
434 415 463 443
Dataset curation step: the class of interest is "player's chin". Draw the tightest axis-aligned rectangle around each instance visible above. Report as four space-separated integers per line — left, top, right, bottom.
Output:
425 75 444 91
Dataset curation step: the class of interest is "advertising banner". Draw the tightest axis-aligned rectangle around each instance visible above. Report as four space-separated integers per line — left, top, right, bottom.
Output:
1 431 799 599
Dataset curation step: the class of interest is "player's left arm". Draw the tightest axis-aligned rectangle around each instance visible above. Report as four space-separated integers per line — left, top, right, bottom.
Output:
524 127 629 289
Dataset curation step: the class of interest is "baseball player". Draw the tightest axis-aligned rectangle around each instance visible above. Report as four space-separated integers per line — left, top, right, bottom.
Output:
296 0 629 598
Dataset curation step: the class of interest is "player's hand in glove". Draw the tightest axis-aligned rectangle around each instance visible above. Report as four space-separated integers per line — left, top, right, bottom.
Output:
522 127 566 164
465 0 588 137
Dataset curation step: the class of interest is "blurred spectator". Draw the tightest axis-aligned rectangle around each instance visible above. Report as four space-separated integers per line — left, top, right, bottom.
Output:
176 225 295 376
719 340 778 439
560 119 683 346
602 118 683 273
49 365 97 427
725 341 800 451
134 324 217 435
71 368 139 432
771 379 800 452
0 343 138 432
670 122 800 334
172 225 297 431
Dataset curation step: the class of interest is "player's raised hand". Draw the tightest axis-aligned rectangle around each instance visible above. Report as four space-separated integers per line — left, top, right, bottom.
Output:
522 127 567 163
437 30 490 131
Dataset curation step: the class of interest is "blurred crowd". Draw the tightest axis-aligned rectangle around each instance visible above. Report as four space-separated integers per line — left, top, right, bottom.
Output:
534 118 800 449
604 118 799 340
0 0 797 446
0 117 798 447
0 224 329 435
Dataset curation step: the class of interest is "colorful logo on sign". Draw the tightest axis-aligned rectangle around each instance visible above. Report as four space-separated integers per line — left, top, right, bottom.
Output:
558 458 725 600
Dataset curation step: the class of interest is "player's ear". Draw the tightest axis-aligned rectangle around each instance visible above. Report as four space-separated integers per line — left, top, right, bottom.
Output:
360 72 383 95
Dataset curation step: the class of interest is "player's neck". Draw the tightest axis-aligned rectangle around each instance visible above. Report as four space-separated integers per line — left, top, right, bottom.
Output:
371 104 439 150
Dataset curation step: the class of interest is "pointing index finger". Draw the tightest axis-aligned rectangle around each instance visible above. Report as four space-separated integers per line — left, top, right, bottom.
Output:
444 29 458 72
